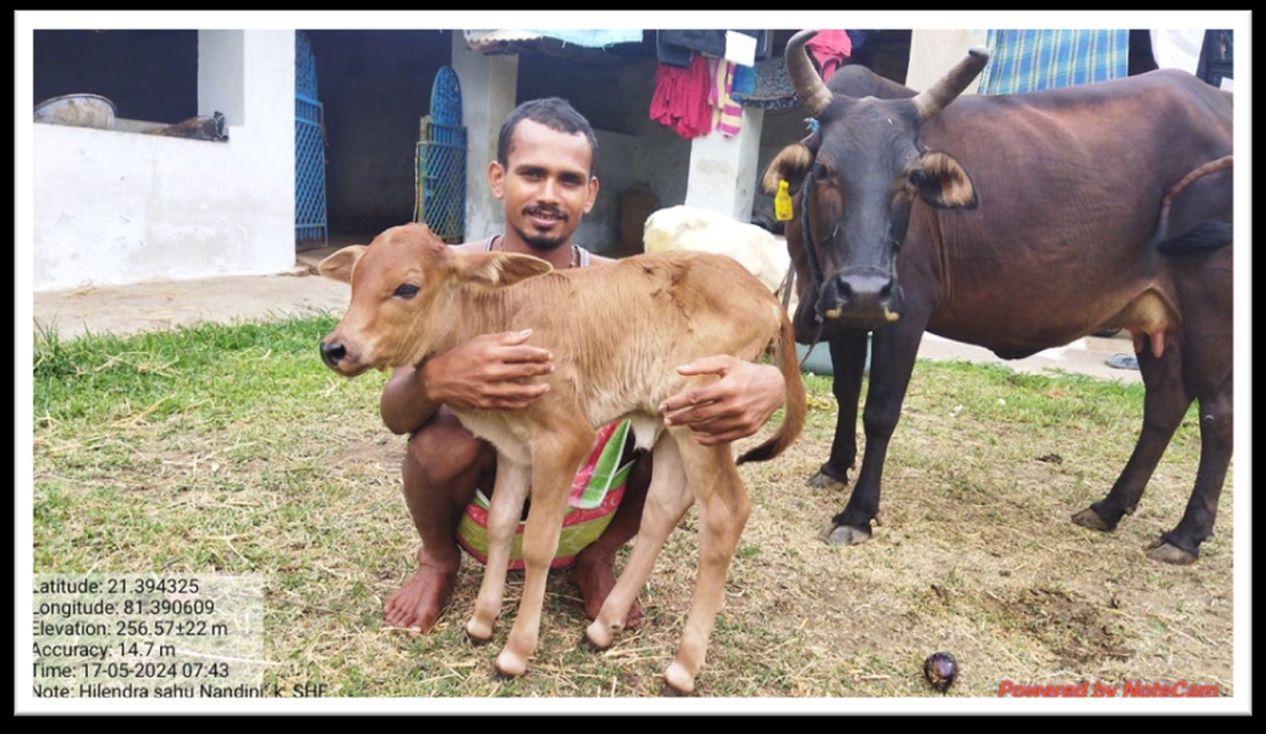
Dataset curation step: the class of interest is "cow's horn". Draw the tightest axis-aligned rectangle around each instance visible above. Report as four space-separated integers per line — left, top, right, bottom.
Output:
786 29 834 117
912 46 991 120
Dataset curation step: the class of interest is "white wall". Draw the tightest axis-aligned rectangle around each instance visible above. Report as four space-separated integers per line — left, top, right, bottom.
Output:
452 33 518 243
33 31 294 291
574 128 637 252
632 129 691 211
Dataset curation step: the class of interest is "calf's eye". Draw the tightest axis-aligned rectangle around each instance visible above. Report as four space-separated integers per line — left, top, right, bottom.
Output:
394 284 419 298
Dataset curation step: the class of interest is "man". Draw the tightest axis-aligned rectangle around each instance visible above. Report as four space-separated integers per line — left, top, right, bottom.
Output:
379 97 787 633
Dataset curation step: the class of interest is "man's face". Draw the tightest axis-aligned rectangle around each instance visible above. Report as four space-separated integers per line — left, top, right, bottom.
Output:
490 119 599 252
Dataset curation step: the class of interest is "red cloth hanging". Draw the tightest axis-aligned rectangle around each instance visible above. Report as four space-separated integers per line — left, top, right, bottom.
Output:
649 54 713 139
806 30 853 82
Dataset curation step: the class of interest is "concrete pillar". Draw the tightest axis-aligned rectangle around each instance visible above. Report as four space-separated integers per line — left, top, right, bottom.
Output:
684 106 765 223
197 31 246 125
451 32 518 242
199 30 296 271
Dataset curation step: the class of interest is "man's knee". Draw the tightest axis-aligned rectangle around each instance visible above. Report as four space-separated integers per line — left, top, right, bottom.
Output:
405 412 489 488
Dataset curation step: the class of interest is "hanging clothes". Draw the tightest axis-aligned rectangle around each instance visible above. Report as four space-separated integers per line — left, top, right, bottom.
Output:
976 29 1128 95
845 30 872 52
732 63 757 96
709 58 743 136
906 29 988 94
659 30 727 56
1195 29 1233 89
649 54 713 139
731 56 798 110
523 29 643 48
1149 29 1205 75
805 29 852 82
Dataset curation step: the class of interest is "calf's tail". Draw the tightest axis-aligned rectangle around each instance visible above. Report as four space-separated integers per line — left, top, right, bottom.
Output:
737 313 807 464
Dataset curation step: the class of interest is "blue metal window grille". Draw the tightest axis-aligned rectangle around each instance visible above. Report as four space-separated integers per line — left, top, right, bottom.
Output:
295 31 328 246
414 66 466 243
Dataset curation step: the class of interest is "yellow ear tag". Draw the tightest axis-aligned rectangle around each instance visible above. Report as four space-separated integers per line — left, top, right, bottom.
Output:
774 179 794 221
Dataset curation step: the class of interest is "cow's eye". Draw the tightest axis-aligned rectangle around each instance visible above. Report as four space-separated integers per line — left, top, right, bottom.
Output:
394 284 419 299
814 162 831 178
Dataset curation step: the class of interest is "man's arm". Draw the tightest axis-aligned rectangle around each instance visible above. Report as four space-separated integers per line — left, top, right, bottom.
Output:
379 330 555 435
659 357 786 446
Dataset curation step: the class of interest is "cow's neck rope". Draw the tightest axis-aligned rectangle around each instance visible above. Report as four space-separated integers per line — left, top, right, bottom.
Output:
798 171 826 323
797 170 827 368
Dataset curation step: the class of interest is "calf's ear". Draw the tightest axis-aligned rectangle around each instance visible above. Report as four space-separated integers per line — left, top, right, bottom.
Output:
452 252 553 288
318 245 368 283
913 151 979 209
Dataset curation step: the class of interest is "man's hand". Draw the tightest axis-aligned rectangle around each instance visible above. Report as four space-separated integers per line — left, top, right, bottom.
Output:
421 330 554 410
659 356 786 446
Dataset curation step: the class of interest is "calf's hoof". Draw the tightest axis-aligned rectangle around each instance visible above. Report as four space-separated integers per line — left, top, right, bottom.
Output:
807 471 847 491
493 648 528 679
1071 507 1112 532
663 662 696 696
583 620 615 651
827 524 871 546
1145 540 1198 565
465 618 493 645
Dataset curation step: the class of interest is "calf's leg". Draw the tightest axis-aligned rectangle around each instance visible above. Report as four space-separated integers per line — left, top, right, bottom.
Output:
465 458 532 642
586 435 692 649
663 436 751 695
494 429 594 678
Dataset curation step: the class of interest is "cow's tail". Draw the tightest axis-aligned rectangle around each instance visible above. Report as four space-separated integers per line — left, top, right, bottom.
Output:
1151 155 1233 256
737 313 807 465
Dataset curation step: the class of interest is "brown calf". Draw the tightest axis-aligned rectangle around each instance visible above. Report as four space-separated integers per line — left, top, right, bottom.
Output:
318 223 806 693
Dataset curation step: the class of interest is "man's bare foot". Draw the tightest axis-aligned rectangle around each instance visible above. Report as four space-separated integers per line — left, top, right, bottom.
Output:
573 545 642 629
384 550 459 632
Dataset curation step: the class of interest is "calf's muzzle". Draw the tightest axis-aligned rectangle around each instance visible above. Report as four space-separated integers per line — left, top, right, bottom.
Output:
320 340 347 369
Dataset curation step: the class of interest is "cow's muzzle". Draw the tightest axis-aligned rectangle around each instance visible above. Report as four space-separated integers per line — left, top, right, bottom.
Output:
819 268 903 326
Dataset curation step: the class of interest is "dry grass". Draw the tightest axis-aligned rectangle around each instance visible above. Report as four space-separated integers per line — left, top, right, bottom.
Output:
32 318 1234 699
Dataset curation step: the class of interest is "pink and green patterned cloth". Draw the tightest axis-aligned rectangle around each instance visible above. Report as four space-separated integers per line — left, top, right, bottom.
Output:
457 419 637 570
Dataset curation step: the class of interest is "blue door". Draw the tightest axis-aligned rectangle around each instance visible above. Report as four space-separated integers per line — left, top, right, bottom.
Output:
413 66 466 243
295 31 328 249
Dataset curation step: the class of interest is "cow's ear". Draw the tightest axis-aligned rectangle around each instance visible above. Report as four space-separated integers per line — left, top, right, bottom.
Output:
762 138 818 194
452 252 553 288
913 152 978 209
318 245 368 283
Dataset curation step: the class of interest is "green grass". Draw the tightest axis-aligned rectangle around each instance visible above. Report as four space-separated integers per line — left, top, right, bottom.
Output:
32 317 1231 699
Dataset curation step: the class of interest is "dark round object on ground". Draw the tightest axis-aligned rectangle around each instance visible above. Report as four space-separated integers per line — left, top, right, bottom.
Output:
923 651 958 693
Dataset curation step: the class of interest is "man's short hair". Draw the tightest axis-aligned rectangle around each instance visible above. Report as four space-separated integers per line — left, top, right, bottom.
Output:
497 97 599 176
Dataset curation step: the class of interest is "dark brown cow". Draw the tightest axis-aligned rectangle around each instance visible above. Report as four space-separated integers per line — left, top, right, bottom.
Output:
766 30 1233 564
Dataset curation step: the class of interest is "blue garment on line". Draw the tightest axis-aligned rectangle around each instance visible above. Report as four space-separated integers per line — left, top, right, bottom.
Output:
732 64 756 95
527 29 644 48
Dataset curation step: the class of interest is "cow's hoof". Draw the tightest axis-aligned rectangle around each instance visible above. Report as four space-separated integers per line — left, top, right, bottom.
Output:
1145 541 1198 565
827 524 871 546
465 618 493 645
663 662 695 696
807 471 847 491
1071 507 1112 532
